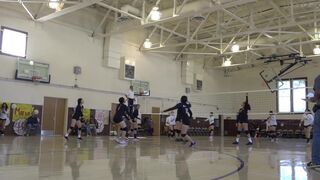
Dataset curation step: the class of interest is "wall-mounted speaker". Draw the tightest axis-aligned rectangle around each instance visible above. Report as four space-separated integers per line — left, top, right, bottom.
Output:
73 66 82 75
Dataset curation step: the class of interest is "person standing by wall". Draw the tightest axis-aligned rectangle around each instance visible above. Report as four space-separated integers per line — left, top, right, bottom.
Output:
308 75 320 168
300 109 314 144
0 103 9 135
125 85 135 116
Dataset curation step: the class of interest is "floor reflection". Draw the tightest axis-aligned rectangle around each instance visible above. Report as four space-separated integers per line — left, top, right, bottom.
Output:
0 136 318 180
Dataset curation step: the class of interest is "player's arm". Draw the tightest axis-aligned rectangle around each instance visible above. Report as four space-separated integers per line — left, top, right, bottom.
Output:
188 108 193 119
163 104 179 112
124 106 132 120
244 93 251 111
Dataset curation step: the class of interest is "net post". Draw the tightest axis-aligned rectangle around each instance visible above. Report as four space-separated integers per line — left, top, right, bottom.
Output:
219 114 224 137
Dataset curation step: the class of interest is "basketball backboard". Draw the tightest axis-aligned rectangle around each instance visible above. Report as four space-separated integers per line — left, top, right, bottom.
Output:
15 59 50 83
131 80 150 96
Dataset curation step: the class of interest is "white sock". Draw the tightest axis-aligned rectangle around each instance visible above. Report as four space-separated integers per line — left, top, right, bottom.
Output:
248 137 252 143
236 137 240 142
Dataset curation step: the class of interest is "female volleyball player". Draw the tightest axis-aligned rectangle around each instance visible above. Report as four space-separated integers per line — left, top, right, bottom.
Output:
166 111 176 138
113 97 132 144
0 103 9 135
266 111 277 142
163 96 196 147
233 94 253 145
131 104 140 140
205 112 215 140
300 109 314 144
65 98 84 140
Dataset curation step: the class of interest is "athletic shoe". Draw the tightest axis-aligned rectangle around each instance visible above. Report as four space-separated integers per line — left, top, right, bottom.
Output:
232 141 239 145
133 138 139 142
246 142 253 145
306 162 320 168
77 137 82 141
189 142 196 147
64 135 69 140
119 140 128 145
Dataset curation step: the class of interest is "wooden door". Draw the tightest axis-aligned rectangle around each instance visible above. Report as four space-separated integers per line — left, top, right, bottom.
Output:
55 98 67 135
42 97 67 136
151 107 160 136
42 97 56 135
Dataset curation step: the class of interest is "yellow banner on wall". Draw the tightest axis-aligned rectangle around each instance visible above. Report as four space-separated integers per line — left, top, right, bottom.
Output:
82 108 91 122
12 104 33 122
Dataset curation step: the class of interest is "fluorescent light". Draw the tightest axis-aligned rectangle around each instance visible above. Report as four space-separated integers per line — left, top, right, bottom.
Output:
222 58 232 67
143 38 152 49
150 6 161 21
49 0 59 9
314 45 320 55
231 43 240 52
29 61 34 65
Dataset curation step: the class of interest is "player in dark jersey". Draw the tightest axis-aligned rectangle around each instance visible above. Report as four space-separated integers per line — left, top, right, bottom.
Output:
65 98 84 140
113 97 132 144
163 96 196 147
129 104 140 141
233 94 253 145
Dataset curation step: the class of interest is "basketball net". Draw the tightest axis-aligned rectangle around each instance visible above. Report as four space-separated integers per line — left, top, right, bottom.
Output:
31 76 41 84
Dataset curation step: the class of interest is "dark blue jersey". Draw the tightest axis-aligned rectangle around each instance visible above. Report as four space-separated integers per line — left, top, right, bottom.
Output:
164 102 192 121
72 105 83 120
113 104 130 121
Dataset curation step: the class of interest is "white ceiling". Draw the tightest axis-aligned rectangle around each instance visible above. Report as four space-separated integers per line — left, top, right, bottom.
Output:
1 0 320 68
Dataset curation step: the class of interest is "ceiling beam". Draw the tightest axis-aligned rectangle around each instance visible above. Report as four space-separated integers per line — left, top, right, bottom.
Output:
268 0 314 40
36 0 103 22
20 2 35 21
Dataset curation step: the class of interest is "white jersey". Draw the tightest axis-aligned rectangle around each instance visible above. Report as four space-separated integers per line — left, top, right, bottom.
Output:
166 115 176 126
267 115 277 126
0 109 8 120
206 116 215 125
126 90 135 99
301 113 314 126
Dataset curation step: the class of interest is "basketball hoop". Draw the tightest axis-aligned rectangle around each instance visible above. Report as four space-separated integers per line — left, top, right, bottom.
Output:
31 76 41 84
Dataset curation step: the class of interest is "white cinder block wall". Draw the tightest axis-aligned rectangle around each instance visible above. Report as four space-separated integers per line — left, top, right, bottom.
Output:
0 8 217 118
206 62 320 120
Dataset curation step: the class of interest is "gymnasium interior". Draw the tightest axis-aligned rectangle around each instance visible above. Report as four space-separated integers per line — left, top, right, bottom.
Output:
0 0 320 179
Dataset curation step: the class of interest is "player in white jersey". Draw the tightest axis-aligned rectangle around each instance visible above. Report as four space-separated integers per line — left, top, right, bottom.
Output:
205 112 215 140
0 103 9 135
166 111 176 138
266 111 277 142
300 109 314 144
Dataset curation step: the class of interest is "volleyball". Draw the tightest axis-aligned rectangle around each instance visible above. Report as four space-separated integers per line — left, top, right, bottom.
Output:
11 104 17 109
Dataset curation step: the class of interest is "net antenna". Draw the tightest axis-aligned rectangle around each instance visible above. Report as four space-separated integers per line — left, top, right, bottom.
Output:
257 53 310 93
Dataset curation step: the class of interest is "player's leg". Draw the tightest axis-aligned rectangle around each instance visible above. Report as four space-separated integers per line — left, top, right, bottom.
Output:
65 119 77 140
243 123 253 145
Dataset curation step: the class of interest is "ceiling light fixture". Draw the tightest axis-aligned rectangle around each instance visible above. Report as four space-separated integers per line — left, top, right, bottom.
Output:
313 45 320 55
150 6 161 21
143 38 152 49
48 0 59 9
231 43 240 52
222 57 232 67
29 60 34 65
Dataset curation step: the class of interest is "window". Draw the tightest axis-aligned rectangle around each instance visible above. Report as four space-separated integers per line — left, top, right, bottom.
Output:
0 27 27 57
277 78 307 113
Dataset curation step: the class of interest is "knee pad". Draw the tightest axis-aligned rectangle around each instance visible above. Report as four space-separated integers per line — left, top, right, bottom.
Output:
181 134 186 137
245 130 249 134
134 128 138 131
210 129 214 133
121 127 128 132
176 130 181 134
237 131 241 135
69 127 74 130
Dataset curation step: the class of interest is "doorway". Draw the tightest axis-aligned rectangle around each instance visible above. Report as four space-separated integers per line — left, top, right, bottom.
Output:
42 97 67 136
